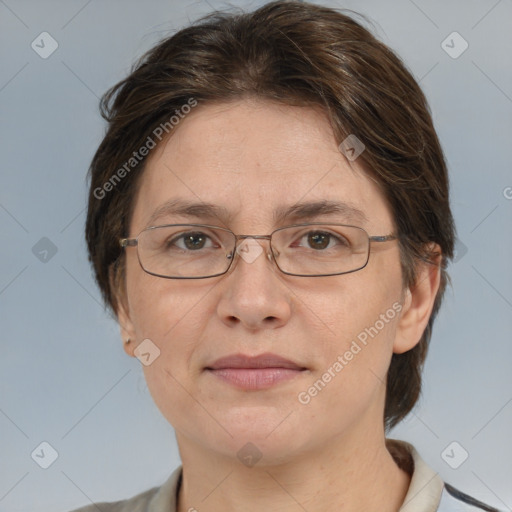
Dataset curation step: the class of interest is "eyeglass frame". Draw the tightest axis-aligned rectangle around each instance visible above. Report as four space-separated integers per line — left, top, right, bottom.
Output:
119 222 397 279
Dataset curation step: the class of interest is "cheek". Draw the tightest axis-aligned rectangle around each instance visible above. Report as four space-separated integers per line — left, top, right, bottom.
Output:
126 262 216 341
130 278 212 429
313 292 401 380
291 259 402 344
125 269 214 405
292 258 404 389
296 300 402 430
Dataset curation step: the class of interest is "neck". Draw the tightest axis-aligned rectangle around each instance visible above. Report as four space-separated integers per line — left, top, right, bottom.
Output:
175 430 411 512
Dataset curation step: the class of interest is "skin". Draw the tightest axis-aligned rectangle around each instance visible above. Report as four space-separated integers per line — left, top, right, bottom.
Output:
117 99 441 512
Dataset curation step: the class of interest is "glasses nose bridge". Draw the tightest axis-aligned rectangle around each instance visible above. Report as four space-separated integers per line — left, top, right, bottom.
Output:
231 233 276 267
234 233 274 252
235 233 272 241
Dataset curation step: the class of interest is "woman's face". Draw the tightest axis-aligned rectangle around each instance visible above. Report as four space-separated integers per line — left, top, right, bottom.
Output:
119 99 416 464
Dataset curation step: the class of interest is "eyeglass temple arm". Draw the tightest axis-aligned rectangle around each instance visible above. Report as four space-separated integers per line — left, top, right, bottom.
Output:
369 234 397 243
119 238 138 248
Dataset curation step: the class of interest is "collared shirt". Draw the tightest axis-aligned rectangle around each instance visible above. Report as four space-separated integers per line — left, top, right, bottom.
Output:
70 440 501 512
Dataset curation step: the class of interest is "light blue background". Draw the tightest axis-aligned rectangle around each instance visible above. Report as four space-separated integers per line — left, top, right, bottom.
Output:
1 1 511 511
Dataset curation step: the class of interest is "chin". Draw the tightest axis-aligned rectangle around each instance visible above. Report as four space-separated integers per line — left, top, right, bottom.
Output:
211 434 311 468
204 408 313 462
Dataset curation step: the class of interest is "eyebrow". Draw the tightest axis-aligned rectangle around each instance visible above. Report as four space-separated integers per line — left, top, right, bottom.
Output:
145 198 368 228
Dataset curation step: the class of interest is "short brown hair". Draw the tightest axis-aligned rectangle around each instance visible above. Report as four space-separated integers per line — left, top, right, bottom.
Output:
85 0 455 430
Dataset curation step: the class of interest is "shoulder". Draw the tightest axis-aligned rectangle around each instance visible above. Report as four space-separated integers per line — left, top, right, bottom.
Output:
68 466 182 512
386 439 503 512
69 485 158 512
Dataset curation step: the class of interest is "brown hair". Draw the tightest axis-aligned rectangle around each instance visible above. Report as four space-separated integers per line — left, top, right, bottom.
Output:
85 0 455 430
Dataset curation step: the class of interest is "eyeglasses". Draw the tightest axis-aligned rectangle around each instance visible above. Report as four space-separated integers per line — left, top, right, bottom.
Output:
119 223 397 279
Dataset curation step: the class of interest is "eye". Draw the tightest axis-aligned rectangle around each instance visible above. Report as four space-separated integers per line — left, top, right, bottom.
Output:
170 231 217 251
296 230 349 251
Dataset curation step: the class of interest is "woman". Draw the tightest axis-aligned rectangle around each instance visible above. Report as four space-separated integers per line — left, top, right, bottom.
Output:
75 1 500 511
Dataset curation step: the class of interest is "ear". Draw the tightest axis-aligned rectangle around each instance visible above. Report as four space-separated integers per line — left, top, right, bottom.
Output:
393 245 442 354
109 263 137 357
117 295 137 357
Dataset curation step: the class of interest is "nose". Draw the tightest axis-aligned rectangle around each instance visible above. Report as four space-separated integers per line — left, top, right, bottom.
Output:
216 237 292 331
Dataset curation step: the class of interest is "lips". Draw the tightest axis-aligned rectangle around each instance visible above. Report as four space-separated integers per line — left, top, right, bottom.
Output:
205 353 307 390
206 353 306 371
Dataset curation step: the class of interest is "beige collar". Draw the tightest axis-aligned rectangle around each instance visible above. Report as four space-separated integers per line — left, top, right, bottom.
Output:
387 438 444 512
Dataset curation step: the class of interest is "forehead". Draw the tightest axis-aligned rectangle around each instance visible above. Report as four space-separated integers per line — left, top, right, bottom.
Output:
130 99 391 233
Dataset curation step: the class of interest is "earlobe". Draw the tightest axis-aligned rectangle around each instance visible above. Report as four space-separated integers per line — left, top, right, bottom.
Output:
393 247 442 354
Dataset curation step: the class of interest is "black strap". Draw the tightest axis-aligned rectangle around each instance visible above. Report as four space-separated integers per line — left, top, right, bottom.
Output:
444 482 502 512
